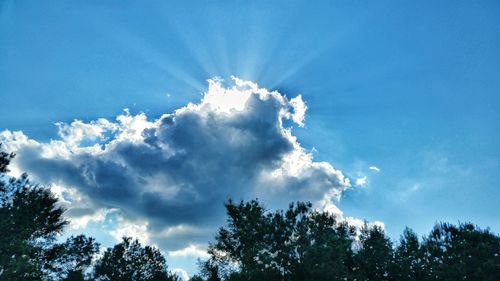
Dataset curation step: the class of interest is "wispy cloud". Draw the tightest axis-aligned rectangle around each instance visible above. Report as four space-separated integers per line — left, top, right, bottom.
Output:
168 244 210 259
355 176 367 186
172 268 190 281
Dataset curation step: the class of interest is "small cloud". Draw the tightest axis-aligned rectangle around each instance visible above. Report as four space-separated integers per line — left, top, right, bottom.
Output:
289 94 307 127
172 268 189 281
109 218 150 245
68 208 109 230
409 183 421 192
168 244 209 259
369 166 380 172
355 176 367 186
154 224 207 239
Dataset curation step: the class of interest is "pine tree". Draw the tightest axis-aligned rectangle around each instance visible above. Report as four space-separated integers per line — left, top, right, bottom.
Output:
352 224 393 281
206 199 356 281
392 228 425 281
48 235 100 280
0 146 67 280
0 146 98 281
422 223 500 281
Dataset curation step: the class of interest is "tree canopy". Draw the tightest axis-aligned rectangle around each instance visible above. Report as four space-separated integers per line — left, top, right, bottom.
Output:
93 237 179 281
0 145 179 281
200 199 500 281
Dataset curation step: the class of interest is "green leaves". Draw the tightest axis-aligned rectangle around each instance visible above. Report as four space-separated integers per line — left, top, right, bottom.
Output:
422 223 500 281
0 146 181 281
0 148 68 280
204 200 500 281
354 224 393 281
93 237 179 281
207 199 356 281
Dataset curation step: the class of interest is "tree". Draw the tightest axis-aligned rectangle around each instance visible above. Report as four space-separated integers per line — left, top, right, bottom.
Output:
292 211 355 281
352 224 393 281
49 235 100 280
0 144 15 173
208 199 274 280
93 237 179 281
392 228 425 281
0 146 67 280
188 275 205 281
421 223 500 281
0 146 98 281
206 199 356 281
199 258 223 281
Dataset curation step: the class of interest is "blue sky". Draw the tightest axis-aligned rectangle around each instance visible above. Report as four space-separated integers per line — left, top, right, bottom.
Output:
1 0 499 278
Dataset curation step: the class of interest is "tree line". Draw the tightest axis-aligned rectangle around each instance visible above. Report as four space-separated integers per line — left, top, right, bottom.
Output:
193 200 499 281
1 146 499 280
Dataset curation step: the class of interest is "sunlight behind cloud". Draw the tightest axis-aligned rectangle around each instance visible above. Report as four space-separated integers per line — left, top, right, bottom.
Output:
0 77 352 257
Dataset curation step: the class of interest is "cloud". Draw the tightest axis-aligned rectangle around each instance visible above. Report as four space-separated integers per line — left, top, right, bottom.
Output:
289 95 307 127
369 166 380 172
168 244 210 259
0 77 351 251
172 268 190 281
355 176 367 186
109 217 150 245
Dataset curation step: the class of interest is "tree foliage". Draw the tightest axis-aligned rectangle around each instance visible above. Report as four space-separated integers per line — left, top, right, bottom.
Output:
93 237 179 281
205 199 356 281
392 228 426 281
353 224 393 281
0 146 69 280
203 199 500 281
422 222 500 281
0 146 178 281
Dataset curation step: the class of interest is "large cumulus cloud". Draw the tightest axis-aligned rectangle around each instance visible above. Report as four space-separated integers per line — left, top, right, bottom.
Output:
0 77 351 252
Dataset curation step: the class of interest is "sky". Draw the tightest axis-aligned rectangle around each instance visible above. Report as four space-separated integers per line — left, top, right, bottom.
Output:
1 0 499 278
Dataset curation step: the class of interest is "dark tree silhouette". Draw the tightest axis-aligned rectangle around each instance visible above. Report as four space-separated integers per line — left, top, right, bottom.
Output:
0 144 15 174
49 235 100 280
189 275 205 281
207 199 356 281
202 199 500 281
353 224 393 281
0 148 67 280
93 237 179 281
0 146 183 281
0 146 98 281
392 228 425 281
189 275 203 281
422 223 500 281
199 258 223 281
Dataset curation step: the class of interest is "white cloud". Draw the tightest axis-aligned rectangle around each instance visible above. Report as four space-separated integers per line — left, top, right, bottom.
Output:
355 176 367 186
56 118 118 148
109 218 150 245
0 77 352 251
154 224 208 239
369 166 380 172
172 268 190 281
69 208 109 230
168 244 210 259
289 95 307 127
